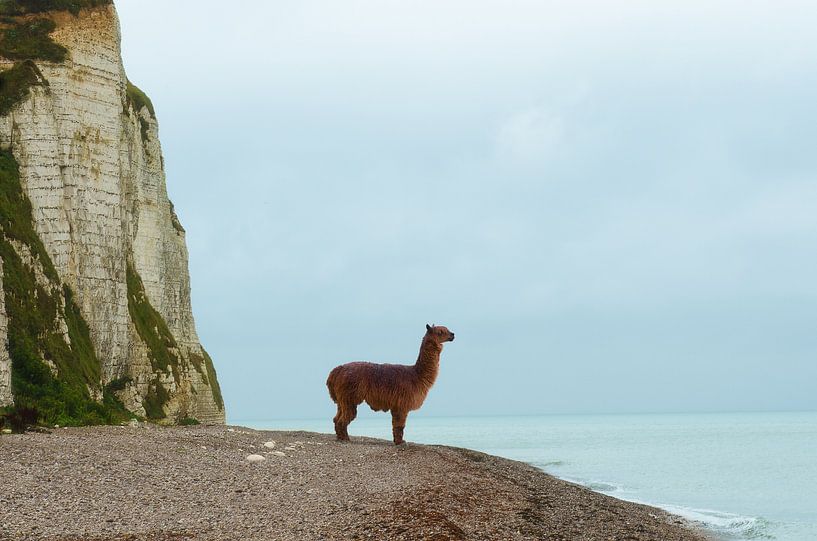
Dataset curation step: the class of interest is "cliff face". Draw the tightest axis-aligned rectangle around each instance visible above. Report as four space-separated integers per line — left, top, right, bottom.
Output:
0 2 224 424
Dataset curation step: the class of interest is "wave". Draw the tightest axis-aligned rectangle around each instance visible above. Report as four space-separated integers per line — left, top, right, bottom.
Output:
656 504 774 540
534 460 566 468
556 475 627 495
533 467 773 541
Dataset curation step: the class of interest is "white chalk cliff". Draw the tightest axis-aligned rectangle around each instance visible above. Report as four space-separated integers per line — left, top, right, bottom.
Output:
0 4 224 423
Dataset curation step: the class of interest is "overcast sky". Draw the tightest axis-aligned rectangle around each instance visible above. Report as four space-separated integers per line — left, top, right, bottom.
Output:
116 0 817 422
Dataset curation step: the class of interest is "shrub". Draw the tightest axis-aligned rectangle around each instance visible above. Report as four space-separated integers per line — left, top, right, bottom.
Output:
1 150 129 426
0 0 112 16
0 18 67 62
0 60 47 116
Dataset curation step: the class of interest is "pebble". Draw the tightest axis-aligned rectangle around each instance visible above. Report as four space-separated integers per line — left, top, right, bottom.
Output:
0 426 706 541
263 441 276 449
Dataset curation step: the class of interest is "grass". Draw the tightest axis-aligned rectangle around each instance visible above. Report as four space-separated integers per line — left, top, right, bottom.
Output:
125 80 154 142
203 348 224 411
0 17 67 62
142 380 170 420
126 262 180 379
0 0 112 16
125 80 154 117
169 202 186 234
126 262 183 419
104 376 132 394
0 60 46 116
179 417 200 426
188 348 224 412
0 149 57 280
0 150 129 427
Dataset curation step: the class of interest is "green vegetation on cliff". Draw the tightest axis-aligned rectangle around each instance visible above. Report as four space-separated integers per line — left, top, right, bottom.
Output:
0 0 112 16
203 349 224 411
189 348 224 412
125 80 155 118
0 150 130 426
0 60 47 116
125 80 154 142
0 144 56 280
0 17 67 62
126 262 181 419
126 262 180 379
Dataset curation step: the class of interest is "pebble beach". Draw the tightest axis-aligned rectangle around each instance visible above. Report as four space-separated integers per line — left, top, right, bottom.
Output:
0 425 710 540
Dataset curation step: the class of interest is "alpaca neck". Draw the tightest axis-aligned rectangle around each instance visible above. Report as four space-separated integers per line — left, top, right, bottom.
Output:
414 336 442 389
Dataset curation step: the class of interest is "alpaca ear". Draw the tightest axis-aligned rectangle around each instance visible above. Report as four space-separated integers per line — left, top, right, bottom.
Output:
426 324 432 331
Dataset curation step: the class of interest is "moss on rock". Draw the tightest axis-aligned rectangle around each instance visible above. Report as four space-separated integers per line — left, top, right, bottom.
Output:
0 149 57 280
0 60 47 116
126 262 180 380
0 0 112 16
124 80 154 142
0 17 67 62
126 262 188 420
0 149 129 426
203 348 224 411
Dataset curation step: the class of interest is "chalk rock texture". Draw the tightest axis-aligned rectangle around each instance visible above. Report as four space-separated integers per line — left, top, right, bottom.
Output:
0 259 9 408
0 5 224 423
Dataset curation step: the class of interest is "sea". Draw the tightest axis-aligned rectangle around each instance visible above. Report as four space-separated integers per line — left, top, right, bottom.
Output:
235 412 817 541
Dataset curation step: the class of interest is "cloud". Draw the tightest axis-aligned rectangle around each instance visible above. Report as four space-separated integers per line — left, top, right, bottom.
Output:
117 0 817 419
495 107 566 168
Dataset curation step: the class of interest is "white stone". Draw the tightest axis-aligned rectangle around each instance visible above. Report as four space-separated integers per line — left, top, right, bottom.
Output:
263 441 276 449
245 454 266 463
270 451 286 457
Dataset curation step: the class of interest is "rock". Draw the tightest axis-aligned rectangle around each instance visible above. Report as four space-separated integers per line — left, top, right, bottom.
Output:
270 451 286 457
263 441 276 449
245 454 266 463
0 3 224 424
127 420 139 428
1 428 12 434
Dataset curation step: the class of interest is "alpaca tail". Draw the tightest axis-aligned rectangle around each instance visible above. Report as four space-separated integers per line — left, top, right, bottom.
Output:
326 366 341 403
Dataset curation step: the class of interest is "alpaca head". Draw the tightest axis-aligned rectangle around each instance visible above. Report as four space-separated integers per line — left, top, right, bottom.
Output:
425 324 455 343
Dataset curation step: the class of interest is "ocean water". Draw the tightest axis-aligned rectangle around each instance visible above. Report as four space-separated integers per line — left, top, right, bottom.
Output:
237 412 817 541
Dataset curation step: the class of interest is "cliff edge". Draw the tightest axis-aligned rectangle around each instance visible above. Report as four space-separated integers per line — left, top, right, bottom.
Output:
0 1 225 425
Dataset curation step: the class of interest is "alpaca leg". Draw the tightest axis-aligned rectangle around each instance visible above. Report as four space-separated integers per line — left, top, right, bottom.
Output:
391 410 408 445
333 405 347 441
335 403 357 442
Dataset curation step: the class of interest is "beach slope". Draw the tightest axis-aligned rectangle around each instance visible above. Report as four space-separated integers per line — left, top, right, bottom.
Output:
0 425 708 540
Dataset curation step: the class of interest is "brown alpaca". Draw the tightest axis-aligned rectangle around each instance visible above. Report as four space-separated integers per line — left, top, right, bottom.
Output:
326 324 455 445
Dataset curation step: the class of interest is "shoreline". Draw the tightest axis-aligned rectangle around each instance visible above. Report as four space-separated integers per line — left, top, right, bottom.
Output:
1 424 711 540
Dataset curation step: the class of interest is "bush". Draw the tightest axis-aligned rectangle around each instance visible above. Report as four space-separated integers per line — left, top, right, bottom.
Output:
0 406 39 433
1 150 130 427
0 0 112 16
0 18 67 62
0 60 47 116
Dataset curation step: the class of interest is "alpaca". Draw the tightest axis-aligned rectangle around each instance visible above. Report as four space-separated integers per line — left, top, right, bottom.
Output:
326 324 455 445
